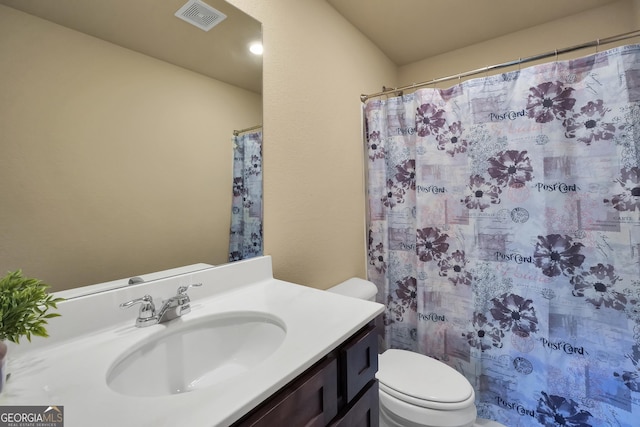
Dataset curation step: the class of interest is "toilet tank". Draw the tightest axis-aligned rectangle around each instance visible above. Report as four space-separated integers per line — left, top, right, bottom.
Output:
327 278 378 301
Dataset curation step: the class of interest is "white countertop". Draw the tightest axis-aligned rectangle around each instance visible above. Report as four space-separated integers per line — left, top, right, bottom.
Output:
1 256 383 427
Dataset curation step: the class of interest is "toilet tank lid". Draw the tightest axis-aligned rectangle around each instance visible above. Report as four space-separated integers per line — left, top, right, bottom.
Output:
377 349 474 404
327 278 377 300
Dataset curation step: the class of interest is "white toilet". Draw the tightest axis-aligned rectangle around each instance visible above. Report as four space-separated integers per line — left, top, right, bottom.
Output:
327 278 506 427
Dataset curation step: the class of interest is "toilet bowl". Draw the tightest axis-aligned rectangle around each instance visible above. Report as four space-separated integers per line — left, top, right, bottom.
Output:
327 278 506 427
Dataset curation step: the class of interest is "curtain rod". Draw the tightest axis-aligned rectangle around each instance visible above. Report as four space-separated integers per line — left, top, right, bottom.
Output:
233 124 262 136
360 29 640 102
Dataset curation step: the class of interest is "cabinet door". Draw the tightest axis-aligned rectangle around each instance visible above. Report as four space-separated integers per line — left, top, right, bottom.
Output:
329 380 379 427
340 324 378 403
235 356 338 427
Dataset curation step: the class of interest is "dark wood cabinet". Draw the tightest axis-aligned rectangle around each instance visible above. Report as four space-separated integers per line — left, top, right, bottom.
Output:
329 381 378 427
233 321 379 427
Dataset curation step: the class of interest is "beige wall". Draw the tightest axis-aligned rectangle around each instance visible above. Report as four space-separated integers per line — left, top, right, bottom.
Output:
399 0 639 88
0 5 262 291
633 0 640 24
228 0 397 289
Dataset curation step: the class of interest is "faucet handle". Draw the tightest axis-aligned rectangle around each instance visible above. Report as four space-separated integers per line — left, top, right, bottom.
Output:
120 295 157 327
177 283 202 295
173 283 202 317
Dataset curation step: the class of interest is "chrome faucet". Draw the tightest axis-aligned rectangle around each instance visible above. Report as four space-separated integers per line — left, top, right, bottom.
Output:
120 283 202 327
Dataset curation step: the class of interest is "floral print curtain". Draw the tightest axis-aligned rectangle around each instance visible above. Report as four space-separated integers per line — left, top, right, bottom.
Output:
365 44 640 427
228 130 263 261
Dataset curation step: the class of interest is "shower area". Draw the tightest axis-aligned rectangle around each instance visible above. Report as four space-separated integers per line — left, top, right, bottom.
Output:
363 36 640 426
229 126 263 262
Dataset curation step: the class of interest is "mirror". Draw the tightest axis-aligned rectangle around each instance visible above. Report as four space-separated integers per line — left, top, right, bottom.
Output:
0 0 262 293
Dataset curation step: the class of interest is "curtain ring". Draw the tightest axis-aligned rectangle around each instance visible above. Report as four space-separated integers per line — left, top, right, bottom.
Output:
596 39 600 53
555 49 558 62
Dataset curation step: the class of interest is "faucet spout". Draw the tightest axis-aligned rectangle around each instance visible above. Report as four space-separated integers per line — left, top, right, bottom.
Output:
120 283 202 327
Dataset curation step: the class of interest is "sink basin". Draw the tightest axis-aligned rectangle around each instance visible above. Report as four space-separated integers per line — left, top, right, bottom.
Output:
106 311 286 397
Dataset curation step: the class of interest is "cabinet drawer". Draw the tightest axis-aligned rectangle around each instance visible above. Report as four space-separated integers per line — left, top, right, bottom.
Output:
329 380 379 427
340 324 378 403
234 356 338 427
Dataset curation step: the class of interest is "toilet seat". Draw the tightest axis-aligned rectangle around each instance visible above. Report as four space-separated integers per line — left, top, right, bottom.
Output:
379 382 475 410
377 349 475 410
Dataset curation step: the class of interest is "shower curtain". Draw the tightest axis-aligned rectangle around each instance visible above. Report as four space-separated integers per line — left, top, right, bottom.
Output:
365 44 640 427
228 129 263 261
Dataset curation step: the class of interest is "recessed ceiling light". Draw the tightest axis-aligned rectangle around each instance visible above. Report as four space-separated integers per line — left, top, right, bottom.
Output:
249 42 263 55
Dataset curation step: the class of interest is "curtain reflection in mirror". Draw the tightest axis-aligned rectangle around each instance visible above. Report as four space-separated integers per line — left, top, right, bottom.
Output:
229 129 263 261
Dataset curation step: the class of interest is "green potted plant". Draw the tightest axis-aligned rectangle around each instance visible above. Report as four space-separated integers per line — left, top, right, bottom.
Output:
0 270 63 393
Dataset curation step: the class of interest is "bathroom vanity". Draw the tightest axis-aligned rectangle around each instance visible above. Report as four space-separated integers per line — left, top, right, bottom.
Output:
1 256 383 427
232 322 379 426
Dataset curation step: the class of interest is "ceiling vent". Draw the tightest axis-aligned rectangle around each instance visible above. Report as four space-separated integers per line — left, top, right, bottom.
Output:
174 0 227 32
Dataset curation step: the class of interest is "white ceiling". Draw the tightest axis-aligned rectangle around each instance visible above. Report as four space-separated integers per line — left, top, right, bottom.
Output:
327 0 621 66
0 0 263 93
